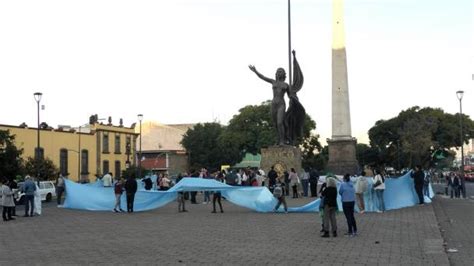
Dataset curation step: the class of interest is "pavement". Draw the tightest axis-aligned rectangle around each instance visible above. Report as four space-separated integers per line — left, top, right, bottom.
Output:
0 192 452 265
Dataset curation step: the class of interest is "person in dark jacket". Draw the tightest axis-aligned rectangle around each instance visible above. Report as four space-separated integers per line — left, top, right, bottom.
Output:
124 177 138 213
309 168 319 197
447 172 461 198
411 165 425 204
321 176 338 238
267 166 278 193
142 177 152 191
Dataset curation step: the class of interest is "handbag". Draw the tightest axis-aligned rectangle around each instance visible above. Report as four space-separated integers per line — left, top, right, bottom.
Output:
374 180 381 188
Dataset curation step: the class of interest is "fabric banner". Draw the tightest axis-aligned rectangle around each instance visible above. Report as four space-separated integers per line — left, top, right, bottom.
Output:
63 171 433 213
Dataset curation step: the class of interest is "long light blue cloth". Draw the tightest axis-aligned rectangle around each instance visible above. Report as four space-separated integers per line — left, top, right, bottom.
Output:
63 171 433 213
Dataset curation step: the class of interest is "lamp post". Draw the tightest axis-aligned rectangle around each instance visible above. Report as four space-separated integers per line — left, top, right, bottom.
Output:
138 114 143 179
456 90 465 198
33 92 42 160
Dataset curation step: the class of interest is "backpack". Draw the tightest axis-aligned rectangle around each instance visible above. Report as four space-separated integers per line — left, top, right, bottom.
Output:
273 186 283 198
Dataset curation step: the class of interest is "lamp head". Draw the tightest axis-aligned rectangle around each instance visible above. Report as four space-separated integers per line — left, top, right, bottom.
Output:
34 92 43 102
137 114 143 122
456 90 464 100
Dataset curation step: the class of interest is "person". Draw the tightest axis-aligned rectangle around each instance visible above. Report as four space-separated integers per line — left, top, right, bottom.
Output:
373 170 386 213
102 172 113 187
355 171 368 213
190 171 199 204
201 168 211 204
423 170 431 198
212 173 224 213
56 173 66 206
273 180 287 213
249 50 305 145
21 175 36 217
289 168 299 198
321 176 338 238
257 169 265 187
124 176 137 213
113 178 125 213
447 173 460 198
225 170 237 186
142 176 153 191
283 171 290 196
309 168 319 197
1 179 15 221
33 179 42 216
160 174 171 191
176 174 187 212
267 166 278 193
301 168 310 197
8 178 18 216
411 165 424 205
339 174 357 237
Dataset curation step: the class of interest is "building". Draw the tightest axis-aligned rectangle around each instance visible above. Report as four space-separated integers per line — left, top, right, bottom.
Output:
137 121 193 176
0 119 138 182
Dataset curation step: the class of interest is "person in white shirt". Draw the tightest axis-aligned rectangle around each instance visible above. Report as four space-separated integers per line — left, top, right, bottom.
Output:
373 170 386 213
355 171 368 213
102 172 113 187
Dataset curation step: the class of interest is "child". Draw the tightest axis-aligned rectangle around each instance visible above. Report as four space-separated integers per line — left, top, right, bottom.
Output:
273 180 287 213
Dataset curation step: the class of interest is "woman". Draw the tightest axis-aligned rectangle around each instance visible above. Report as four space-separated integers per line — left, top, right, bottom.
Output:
212 172 224 213
289 168 299 198
373 170 386 213
113 178 125 213
1 179 15 221
33 178 42 216
160 174 171 191
339 174 357 236
321 176 338 238
355 171 368 213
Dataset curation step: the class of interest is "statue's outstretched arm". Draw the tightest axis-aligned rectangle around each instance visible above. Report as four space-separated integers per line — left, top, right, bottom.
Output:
249 65 274 84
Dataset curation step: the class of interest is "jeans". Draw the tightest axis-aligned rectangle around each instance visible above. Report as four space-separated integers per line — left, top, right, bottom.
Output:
24 195 35 216
274 196 287 212
310 182 318 197
375 190 385 211
323 206 337 233
56 186 65 205
423 184 429 197
204 191 211 203
342 201 357 234
415 184 424 204
301 179 309 197
126 193 135 212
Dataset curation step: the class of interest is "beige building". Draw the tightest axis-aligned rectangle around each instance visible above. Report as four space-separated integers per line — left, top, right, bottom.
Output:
0 120 138 182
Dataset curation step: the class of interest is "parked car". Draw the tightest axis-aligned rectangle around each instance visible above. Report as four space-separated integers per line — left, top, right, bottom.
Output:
15 181 56 204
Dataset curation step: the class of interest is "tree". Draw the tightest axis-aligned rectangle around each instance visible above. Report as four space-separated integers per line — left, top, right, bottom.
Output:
368 106 474 168
356 143 380 169
23 157 59 181
0 130 24 180
181 123 243 172
121 165 148 179
301 134 323 170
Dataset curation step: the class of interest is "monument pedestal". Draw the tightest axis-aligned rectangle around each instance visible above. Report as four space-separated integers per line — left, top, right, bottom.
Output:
260 146 302 178
326 138 359 175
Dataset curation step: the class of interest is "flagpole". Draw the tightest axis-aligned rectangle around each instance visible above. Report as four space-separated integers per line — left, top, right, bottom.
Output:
288 0 292 89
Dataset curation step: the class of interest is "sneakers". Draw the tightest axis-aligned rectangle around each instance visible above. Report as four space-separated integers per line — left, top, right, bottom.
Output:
321 231 330 238
333 231 337 237
119 209 125 212
113 209 119 213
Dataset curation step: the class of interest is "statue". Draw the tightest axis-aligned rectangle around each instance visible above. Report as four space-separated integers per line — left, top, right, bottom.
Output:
249 50 306 145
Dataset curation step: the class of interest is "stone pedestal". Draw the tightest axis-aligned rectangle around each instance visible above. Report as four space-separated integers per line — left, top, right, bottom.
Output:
326 138 359 175
261 146 302 178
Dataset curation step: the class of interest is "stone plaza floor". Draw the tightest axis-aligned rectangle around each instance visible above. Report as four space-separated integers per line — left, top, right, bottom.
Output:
0 194 451 265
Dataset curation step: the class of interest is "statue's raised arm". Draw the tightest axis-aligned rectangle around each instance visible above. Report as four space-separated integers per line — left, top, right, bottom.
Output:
248 65 275 84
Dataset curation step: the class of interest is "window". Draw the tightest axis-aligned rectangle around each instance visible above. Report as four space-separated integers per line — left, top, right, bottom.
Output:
115 134 121 154
102 133 109 153
81 149 89 174
35 147 44 159
59 149 68 176
103 160 109 175
115 160 121 178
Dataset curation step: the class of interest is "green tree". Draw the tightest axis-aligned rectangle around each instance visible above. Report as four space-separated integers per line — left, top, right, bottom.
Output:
0 130 24 179
121 165 149 179
356 143 380 169
301 134 323 170
181 123 243 172
23 157 59 181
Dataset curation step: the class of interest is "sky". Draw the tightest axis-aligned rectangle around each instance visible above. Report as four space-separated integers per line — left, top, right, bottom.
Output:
1 0 473 144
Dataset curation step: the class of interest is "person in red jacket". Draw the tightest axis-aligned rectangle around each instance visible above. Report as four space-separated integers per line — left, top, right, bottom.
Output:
113 178 125 213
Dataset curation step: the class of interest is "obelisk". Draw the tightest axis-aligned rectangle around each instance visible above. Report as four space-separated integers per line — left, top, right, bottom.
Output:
326 0 359 175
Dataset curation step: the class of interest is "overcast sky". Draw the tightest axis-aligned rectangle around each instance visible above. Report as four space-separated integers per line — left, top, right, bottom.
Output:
0 0 472 144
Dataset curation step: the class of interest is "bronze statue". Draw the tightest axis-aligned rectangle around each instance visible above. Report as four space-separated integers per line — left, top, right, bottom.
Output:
249 50 306 145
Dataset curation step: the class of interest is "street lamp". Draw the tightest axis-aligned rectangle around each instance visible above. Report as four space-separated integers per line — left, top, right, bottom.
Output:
138 114 143 178
456 90 465 198
33 92 42 161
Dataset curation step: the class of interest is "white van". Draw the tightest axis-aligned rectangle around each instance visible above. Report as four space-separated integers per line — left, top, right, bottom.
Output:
16 181 56 203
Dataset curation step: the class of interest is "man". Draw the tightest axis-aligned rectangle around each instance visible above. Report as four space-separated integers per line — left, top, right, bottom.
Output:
56 173 66 206
447 172 460 198
102 172 113 187
124 176 137 213
301 168 310 197
267 166 278 193
411 165 425 205
309 168 319 197
21 175 36 217
225 170 237 186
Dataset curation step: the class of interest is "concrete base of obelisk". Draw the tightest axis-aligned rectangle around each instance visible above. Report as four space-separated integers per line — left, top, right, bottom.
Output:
326 138 359 175
260 146 302 178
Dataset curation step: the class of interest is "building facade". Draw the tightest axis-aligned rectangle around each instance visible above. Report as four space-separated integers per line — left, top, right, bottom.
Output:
0 121 138 182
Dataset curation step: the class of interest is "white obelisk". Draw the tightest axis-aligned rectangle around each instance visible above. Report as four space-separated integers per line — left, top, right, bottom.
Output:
327 0 358 174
